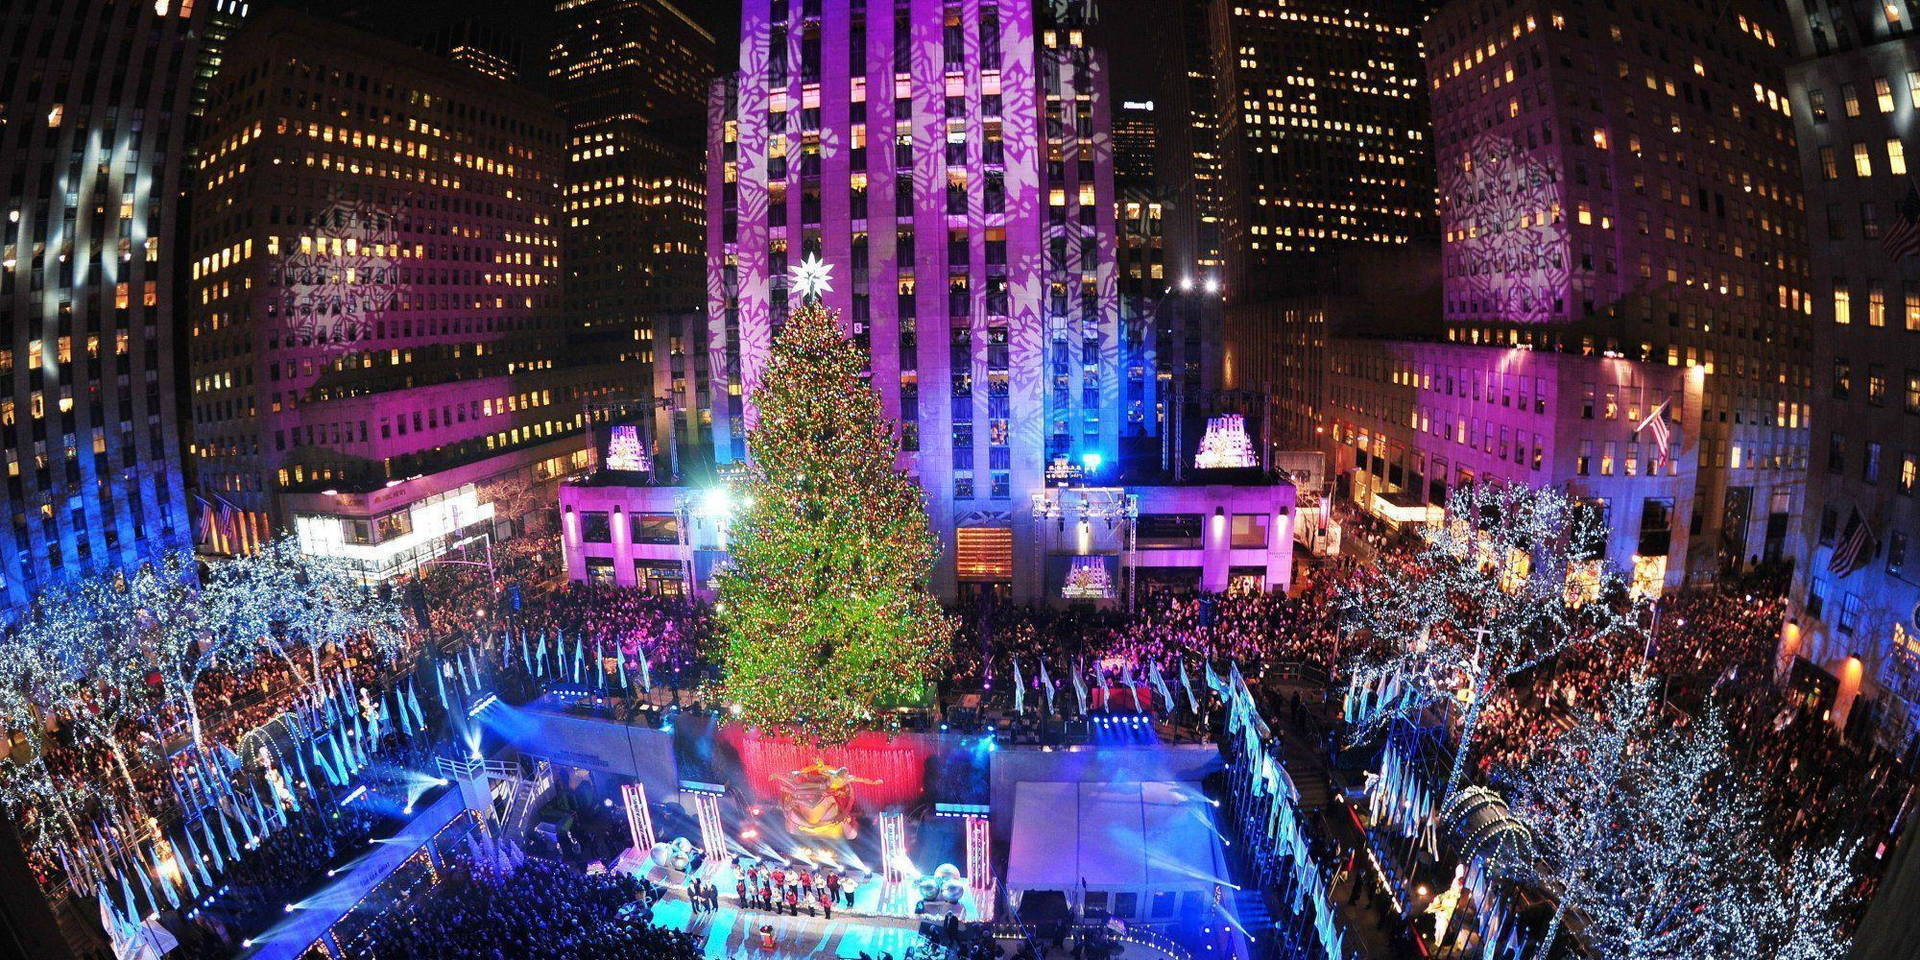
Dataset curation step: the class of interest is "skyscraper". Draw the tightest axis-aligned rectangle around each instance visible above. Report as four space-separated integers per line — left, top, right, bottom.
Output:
707 0 1120 599
1209 0 1433 303
0 0 207 610
552 0 715 329
187 8 642 577
1782 0 1920 742
1313 0 1810 596
1152 0 1223 281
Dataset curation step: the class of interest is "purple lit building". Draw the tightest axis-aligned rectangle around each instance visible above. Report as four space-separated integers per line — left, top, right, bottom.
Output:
706 0 1120 599
1302 0 1813 595
188 9 645 578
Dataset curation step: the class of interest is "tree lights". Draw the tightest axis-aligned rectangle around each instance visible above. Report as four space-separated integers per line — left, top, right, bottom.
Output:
1340 482 1642 799
712 284 951 743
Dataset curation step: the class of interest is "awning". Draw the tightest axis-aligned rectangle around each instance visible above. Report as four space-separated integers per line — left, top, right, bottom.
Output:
1006 780 1228 895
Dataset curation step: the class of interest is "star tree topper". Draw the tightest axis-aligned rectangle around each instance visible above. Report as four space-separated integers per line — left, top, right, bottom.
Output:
790 253 834 303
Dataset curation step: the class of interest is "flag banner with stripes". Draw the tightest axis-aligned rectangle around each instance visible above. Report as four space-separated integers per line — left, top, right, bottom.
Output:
1885 185 1920 261
1635 398 1673 468
1829 507 1873 576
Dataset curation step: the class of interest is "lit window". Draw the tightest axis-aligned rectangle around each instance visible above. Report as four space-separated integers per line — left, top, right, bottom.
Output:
1879 77 1897 113
1855 142 1874 177
1892 139 1909 176
1836 286 1853 325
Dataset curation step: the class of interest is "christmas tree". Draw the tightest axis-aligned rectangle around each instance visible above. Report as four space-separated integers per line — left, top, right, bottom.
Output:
713 260 951 742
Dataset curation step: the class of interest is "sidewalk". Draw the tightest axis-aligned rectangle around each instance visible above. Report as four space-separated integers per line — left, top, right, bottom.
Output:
1262 682 1417 959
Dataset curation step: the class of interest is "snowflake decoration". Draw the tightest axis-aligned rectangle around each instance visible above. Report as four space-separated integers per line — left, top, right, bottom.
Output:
790 253 834 303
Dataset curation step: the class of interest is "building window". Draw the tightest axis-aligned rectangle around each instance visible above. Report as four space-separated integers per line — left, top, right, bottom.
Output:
1866 441 1883 484
1903 453 1918 495
1839 593 1863 635
1833 359 1852 398
1835 285 1852 324
1871 367 1889 404
1577 439 1592 476
1829 433 1847 474
1638 498 1674 556
580 511 612 543
1892 138 1910 176
1872 286 1889 326
1844 82 1862 117
1820 146 1839 180
1855 142 1875 177
1230 513 1269 550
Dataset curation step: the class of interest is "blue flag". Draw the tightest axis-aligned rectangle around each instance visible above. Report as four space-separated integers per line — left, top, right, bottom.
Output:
200 816 224 873
407 679 425 731
173 834 200 899
119 867 142 922
218 811 241 861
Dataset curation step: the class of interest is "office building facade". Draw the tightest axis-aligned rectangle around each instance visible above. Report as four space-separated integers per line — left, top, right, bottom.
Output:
0 0 208 610
1408 0 1812 582
553 0 715 331
187 9 639 577
1208 0 1433 303
1782 0 1920 744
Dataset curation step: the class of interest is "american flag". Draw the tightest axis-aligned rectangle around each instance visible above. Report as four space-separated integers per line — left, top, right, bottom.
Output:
1635 398 1673 469
1828 507 1873 576
1883 185 1920 262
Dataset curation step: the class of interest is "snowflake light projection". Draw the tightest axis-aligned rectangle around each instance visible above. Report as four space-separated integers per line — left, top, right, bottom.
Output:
279 196 400 353
1440 133 1569 324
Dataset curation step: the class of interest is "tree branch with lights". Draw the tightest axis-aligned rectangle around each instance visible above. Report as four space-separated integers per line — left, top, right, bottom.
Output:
1341 482 1643 800
712 256 952 742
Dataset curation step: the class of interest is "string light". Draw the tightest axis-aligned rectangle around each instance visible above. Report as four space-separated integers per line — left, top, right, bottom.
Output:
714 277 952 743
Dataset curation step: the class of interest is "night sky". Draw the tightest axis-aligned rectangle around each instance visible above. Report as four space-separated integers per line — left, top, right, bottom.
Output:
271 0 1156 101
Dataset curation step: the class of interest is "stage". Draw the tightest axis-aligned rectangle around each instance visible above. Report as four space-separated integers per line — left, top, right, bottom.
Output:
647 891 930 958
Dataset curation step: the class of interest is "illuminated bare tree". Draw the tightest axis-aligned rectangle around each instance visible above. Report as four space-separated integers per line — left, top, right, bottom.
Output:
1342 481 1643 799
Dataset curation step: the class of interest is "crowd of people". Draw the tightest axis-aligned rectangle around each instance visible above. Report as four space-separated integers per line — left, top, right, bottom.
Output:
509 581 714 689
949 583 1347 698
731 859 856 919
353 854 700 960
172 806 382 957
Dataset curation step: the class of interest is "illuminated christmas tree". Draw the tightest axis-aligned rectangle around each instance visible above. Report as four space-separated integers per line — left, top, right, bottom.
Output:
713 258 951 742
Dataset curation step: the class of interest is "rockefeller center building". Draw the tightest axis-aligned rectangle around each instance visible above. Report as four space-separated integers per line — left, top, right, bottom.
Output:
706 0 1119 599
1314 0 1813 597
187 9 644 578
0 0 211 610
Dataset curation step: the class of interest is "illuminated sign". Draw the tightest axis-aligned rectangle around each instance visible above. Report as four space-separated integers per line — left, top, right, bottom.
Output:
1062 555 1115 600
605 424 649 472
1045 456 1086 484
1194 414 1258 470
